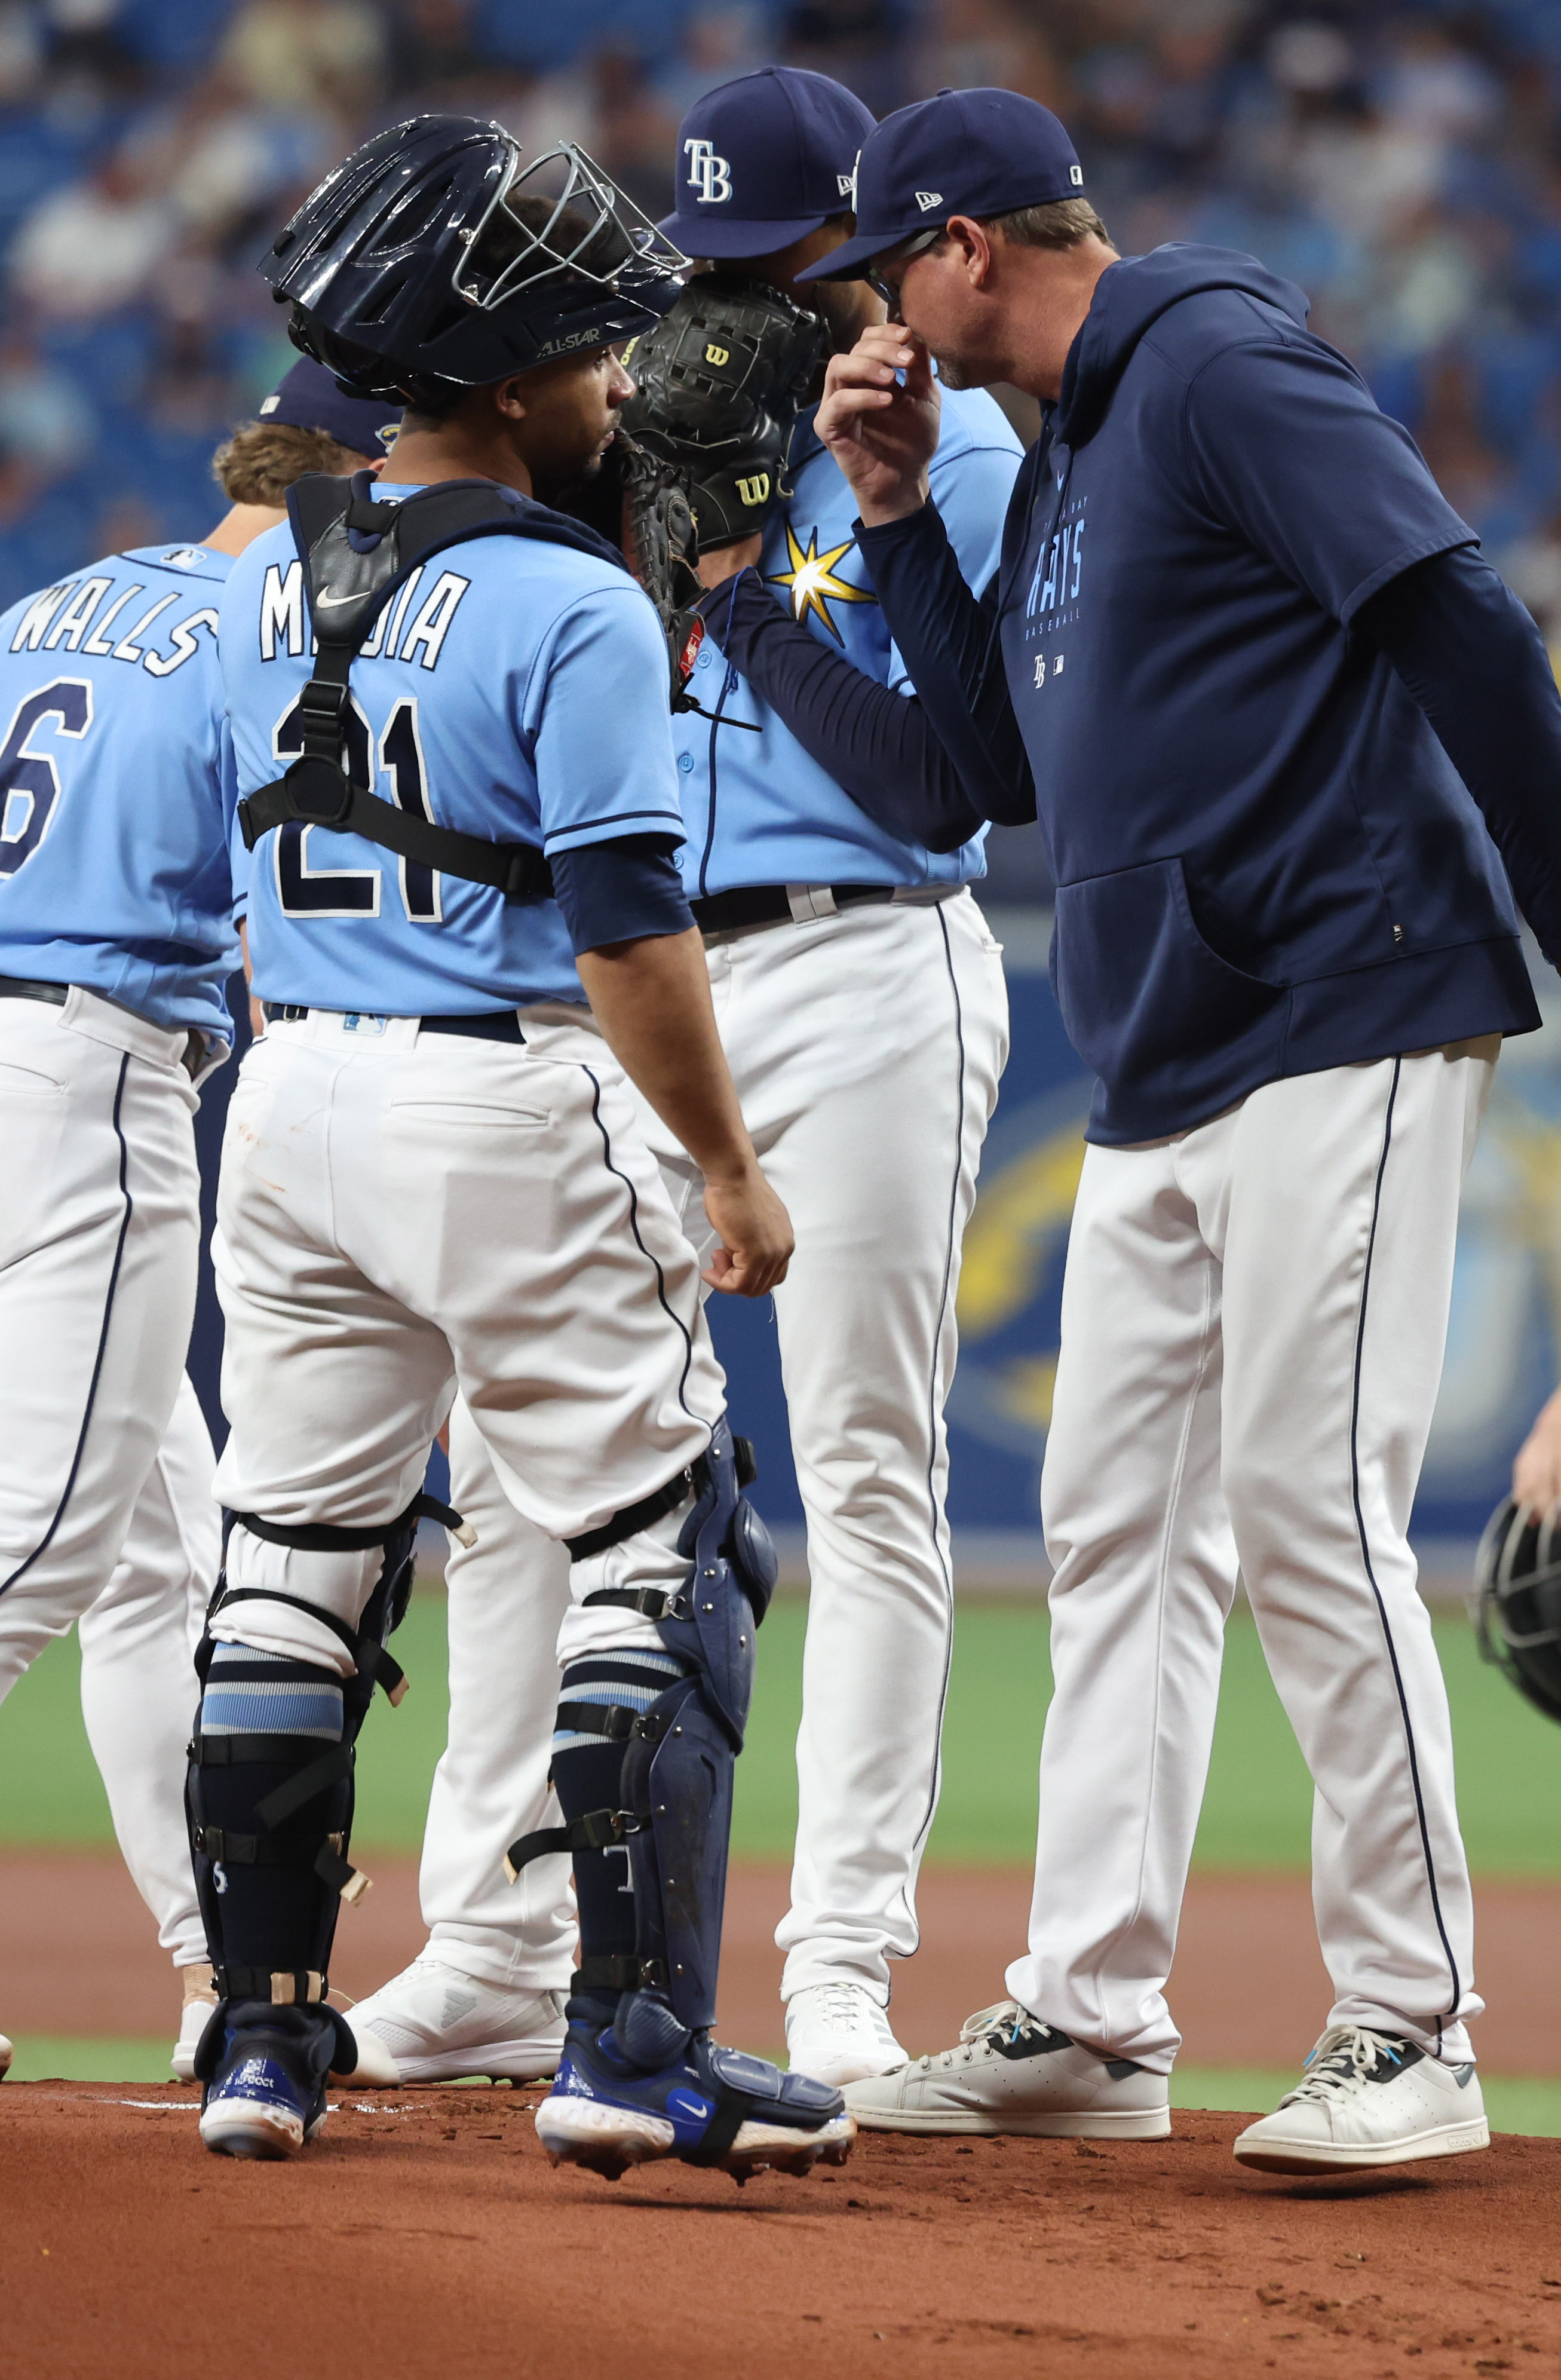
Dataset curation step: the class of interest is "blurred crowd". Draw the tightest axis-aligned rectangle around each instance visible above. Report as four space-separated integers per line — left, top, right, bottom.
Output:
2 0 1561 756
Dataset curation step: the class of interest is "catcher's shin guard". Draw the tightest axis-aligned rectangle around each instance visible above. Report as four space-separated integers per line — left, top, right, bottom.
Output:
510 1423 777 2058
187 1496 438 2027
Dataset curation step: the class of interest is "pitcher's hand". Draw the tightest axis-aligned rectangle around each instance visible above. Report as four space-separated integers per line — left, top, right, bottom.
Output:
702 1162 793 1297
816 323 940 524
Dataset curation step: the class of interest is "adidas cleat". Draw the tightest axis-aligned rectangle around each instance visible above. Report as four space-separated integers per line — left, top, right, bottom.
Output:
197 2004 336 2162
536 2015 855 2183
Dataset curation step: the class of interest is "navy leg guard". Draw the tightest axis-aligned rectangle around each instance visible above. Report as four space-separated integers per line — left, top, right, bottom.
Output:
186 1497 434 2050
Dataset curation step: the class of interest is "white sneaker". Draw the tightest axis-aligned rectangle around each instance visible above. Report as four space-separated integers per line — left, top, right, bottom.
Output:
1232 2024 1490 2174
786 1983 906 2088
171 1965 218 2083
341 1958 568 2084
844 2000 1170 2137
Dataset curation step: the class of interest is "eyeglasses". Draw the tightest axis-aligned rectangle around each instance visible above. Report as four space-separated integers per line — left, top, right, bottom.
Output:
865 226 946 308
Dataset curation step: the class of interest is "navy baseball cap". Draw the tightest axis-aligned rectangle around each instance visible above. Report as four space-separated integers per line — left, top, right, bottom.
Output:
659 65 876 260
256 357 400 457
798 87 1085 281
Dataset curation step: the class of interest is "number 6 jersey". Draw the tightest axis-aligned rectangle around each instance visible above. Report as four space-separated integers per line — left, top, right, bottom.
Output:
0 542 240 1045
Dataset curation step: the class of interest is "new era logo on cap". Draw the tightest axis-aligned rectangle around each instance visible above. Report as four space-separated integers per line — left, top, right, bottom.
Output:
797 87 1088 284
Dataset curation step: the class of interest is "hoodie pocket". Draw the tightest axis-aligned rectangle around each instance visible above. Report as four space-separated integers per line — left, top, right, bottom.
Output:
1051 856 1284 1095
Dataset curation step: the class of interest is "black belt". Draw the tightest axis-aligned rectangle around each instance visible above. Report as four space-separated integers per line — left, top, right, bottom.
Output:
2 973 205 1076
0 973 68 1006
690 884 897 935
262 1003 525 1044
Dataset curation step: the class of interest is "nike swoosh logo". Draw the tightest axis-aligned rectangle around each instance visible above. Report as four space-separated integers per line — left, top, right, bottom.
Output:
314 590 357 608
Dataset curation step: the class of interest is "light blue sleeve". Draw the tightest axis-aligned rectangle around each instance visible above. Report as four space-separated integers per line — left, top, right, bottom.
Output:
530 581 688 856
887 431 1023 693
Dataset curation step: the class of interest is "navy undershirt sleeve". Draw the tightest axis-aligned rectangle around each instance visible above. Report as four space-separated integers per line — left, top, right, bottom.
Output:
1354 546 1561 963
851 503 1036 825
551 832 694 957
697 568 983 854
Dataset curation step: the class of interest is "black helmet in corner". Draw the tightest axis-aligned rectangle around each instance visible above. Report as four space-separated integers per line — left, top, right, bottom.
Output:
1471 1497 1561 1726
260 115 686 405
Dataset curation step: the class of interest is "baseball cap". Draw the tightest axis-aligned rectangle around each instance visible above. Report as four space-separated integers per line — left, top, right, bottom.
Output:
797 87 1085 281
256 357 400 457
659 64 876 260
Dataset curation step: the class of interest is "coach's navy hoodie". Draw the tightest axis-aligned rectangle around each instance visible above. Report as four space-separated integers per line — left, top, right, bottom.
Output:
861 246 1543 1142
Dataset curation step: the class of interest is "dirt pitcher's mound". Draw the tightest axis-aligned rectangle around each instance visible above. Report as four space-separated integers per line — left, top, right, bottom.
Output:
3 2084 1557 2379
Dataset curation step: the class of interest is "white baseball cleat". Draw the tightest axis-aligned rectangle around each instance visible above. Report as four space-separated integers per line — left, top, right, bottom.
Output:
0 2030 12 2080
340 1958 568 2084
785 1981 907 2087
1232 2024 1490 2174
171 1964 219 2083
843 2000 1171 2137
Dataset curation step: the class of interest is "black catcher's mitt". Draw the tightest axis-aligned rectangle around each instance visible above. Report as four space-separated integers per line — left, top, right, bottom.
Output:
620 272 829 552
556 427 710 708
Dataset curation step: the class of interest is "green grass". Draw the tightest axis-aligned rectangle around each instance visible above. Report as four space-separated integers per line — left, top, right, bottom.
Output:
4 1592 1560 1872
1170 2067 1561 2138
7 2039 1560 2136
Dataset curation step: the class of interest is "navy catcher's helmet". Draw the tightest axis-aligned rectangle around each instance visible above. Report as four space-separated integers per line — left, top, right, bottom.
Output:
261 115 686 403
1471 1499 1561 1726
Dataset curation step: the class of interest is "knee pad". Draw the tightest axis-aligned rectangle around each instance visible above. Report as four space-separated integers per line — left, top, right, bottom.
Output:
188 1487 462 2010
572 1421 777 1747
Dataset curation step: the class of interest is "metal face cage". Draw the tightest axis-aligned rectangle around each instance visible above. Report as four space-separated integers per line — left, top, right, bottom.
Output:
455 138 688 315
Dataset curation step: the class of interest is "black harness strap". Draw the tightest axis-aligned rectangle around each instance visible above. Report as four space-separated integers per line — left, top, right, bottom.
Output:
504 1806 637 1882
566 1469 693 1561
237 473 631 900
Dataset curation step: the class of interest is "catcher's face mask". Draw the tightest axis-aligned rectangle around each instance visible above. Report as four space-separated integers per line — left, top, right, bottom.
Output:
458 143 686 360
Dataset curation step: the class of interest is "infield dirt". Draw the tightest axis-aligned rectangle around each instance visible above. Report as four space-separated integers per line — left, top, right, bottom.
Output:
3 2082 1557 2379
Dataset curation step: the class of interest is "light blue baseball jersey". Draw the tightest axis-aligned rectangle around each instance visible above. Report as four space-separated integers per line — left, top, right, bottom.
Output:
679 385 1023 896
0 543 239 1042
223 488 687 1015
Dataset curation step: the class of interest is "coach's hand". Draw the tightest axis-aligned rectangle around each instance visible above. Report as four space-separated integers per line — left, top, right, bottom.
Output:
815 323 940 526
702 1163 794 1298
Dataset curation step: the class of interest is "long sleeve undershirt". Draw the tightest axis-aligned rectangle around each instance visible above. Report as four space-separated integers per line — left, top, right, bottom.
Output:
849 503 1036 828
695 565 990 854
551 832 692 955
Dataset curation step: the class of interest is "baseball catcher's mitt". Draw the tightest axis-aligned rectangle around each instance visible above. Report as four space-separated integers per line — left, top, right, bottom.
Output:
620 272 829 552
555 427 710 708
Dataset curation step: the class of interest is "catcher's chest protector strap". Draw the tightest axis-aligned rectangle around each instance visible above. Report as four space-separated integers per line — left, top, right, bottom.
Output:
237 472 629 899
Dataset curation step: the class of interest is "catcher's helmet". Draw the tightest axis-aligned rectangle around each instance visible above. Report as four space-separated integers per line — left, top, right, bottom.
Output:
1470 1498 1561 1725
261 115 686 403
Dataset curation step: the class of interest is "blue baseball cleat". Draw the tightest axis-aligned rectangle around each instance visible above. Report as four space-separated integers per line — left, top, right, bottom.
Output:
535 2007 855 2182
197 2004 341 2161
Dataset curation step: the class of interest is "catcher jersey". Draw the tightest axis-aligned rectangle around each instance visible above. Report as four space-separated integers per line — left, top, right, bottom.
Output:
679 385 1023 895
0 543 240 1042
223 488 686 1015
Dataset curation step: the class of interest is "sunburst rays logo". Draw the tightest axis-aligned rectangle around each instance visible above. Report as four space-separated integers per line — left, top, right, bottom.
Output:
768 522 877 642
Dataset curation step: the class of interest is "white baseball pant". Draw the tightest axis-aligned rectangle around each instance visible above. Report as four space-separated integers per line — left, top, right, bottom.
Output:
0 985 213 1961
1009 1039 1496 2071
397 892 1008 2005
209 1005 726 1673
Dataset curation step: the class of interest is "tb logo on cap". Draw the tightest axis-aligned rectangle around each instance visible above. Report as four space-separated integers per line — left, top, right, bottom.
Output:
684 138 732 204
